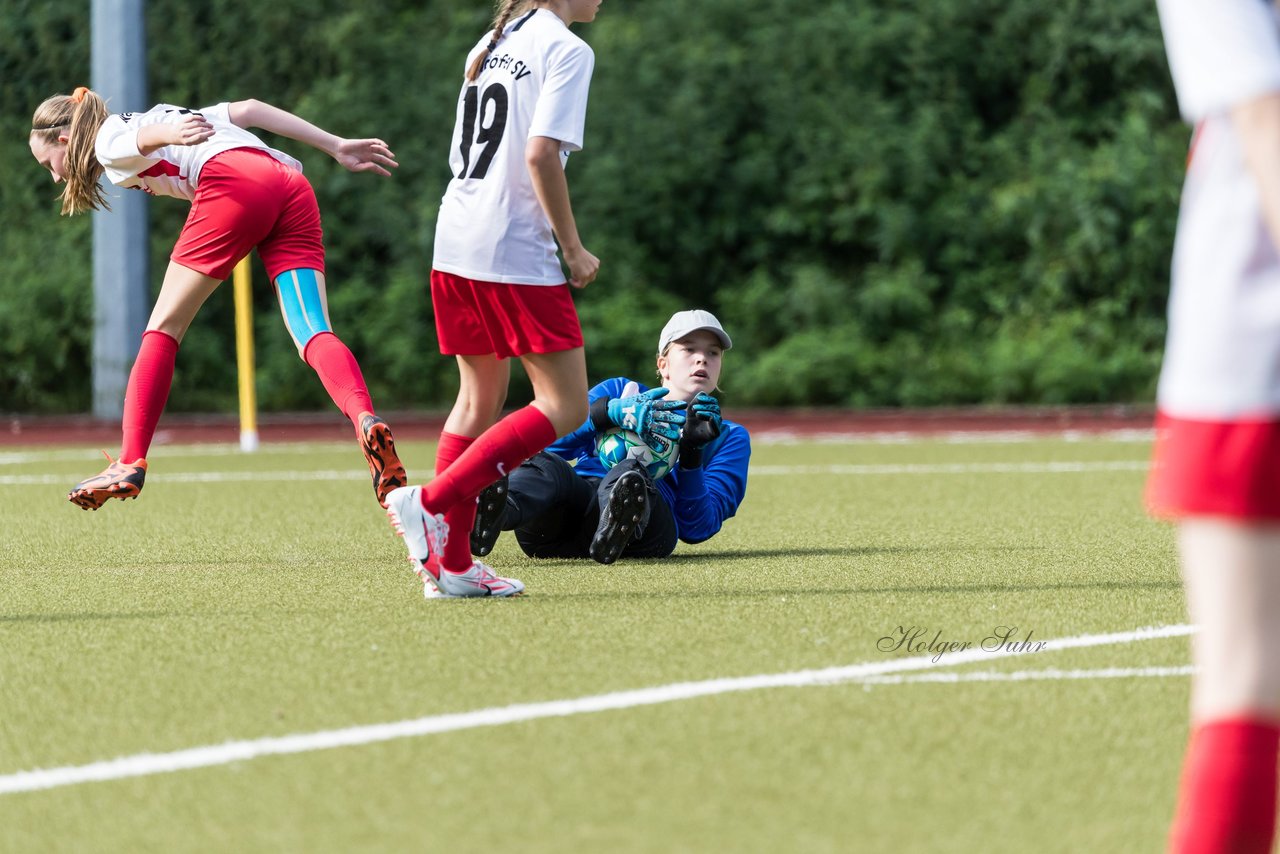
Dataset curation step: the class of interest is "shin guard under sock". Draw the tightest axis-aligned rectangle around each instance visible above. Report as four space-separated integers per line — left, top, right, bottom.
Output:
303 332 375 426
421 406 556 518
436 431 479 573
1169 716 1280 853
120 330 179 463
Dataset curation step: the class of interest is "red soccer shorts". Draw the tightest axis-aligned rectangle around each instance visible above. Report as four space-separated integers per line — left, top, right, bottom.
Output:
1146 410 1280 520
431 269 584 359
171 148 324 282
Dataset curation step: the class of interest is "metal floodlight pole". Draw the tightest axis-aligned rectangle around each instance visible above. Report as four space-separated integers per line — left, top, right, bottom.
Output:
90 0 149 419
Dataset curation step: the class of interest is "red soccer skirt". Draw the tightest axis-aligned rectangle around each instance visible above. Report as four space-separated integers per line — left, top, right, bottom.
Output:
171 148 324 281
431 269 583 359
1146 410 1280 520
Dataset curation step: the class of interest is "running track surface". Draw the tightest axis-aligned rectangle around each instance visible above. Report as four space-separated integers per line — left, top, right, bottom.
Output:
0 406 1156 447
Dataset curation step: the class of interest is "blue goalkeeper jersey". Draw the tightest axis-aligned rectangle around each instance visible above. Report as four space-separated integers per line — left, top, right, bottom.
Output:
545 376 751 544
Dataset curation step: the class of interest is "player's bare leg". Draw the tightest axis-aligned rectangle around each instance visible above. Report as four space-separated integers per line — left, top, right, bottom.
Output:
1170 521 1280 852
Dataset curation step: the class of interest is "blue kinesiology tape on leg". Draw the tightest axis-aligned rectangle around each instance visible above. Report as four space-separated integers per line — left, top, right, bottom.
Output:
275 268 331 349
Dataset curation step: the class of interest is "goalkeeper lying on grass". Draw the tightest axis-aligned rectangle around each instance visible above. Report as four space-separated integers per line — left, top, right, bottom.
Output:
469 310 751 564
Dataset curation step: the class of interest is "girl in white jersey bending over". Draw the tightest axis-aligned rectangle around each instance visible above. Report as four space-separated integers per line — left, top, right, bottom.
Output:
384 0 607 598
29 88 407 511
1154 1 1280 850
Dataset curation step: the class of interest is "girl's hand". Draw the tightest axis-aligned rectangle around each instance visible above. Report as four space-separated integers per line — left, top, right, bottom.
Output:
170 113 215 146
564 245 600 288
333 138 398 176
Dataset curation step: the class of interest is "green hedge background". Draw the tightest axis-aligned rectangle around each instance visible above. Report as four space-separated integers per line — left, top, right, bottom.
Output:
0 0 1187 413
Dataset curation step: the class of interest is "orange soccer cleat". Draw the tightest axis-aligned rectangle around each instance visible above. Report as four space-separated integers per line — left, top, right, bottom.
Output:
358 413 408 508
68 451 148 511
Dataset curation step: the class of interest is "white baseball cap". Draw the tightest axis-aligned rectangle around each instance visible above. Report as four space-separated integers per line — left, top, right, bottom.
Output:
657 309 732 355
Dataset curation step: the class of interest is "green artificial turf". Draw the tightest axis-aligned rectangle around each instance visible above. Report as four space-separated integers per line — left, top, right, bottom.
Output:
0 437 1187 852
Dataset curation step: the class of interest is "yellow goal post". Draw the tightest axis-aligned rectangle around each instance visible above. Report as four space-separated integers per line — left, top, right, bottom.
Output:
233 257 258 452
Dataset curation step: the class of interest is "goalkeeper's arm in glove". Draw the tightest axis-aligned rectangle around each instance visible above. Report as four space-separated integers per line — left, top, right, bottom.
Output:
678 393 722 469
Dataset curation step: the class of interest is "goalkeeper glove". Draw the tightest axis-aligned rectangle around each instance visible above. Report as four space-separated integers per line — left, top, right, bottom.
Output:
591 386 687 443
678 393 722 468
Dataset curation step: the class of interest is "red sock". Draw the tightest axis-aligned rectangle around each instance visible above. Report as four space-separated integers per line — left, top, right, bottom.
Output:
436 431 479 573
1169 716 1280 853
119 330 179 463
303 332 375 426
421 405 556 517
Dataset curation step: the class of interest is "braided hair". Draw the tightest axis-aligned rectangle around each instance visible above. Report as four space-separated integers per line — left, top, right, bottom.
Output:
466 0 536 82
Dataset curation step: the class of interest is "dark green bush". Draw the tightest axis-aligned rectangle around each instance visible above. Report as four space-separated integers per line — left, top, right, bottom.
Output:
0 0 1186 413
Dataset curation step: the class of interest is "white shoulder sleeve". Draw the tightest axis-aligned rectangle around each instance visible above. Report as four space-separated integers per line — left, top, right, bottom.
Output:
529 39 595 152
1157 0 1280 120
196 102 233 126
94 113 157 184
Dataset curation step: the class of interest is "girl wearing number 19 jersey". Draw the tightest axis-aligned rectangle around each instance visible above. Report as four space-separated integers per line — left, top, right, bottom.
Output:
384 0 602 598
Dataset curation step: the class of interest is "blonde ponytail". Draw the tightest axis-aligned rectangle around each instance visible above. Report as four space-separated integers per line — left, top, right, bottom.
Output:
30 87 110 215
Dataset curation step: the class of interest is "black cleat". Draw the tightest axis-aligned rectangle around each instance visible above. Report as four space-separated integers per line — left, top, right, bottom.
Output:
470 475 509 557
590 470 647 565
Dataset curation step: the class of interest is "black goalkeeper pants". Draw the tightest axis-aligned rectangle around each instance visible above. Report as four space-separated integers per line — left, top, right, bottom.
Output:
505 451 678 560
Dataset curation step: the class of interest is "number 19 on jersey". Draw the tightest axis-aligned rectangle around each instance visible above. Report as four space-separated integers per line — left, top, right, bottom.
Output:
456 84 509 181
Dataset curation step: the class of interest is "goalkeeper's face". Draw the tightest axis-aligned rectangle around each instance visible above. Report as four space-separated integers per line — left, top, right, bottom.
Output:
657 330 723 401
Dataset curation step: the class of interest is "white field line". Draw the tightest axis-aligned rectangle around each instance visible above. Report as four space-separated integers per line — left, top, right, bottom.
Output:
755 428 1153 445
0 470 370 486
858 665 1195 686
0 460 1151 487
0 444 354 466
0 623 1194 795
749 461 1149 476
0 429 1154 466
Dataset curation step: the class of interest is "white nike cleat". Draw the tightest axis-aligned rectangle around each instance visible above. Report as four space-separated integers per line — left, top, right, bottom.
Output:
384 485 449 582
427 560 525 599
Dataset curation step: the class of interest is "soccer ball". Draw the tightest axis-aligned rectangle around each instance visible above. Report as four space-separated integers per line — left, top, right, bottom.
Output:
595 427 679 481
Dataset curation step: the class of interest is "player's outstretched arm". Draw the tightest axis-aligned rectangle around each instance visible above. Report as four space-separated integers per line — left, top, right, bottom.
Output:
227 99 397 176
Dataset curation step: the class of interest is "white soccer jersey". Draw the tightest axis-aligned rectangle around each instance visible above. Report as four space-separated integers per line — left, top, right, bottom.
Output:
1156 0 1280 418
432 8 596 286
95 102 302 202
